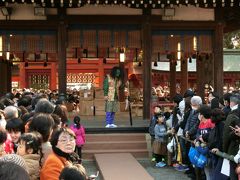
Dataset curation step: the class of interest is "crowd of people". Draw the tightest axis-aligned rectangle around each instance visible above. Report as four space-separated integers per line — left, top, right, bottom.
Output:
0 90 90 180
1 83 240 180
149 86 240 180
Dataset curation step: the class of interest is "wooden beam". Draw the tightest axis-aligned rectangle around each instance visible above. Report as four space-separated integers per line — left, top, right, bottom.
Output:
0 16 218 32
47 15 145 24
0 20 57 30
151 21 217 30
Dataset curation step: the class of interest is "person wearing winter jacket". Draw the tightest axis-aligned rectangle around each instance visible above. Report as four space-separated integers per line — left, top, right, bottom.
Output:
70 116 86 159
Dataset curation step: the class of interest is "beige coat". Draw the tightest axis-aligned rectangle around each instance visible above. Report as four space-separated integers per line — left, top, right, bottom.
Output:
23 154 40 180
41 141 52 166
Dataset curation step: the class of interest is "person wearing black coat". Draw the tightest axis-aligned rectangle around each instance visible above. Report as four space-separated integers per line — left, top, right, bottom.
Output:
207 108 226 180
222 94 240 180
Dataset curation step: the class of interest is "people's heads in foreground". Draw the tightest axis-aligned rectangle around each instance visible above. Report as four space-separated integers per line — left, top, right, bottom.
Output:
59 164 87 180
0 161 30 180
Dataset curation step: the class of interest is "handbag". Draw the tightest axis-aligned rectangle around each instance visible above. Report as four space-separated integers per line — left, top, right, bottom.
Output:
188 146 208 168
188 146 200 165
196 154 207 168
167 137 176 153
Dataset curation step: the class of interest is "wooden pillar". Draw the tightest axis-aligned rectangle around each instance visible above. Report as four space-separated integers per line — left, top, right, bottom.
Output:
196 57 205 100
57 21 67 94
212 8 224 96
50 63 57 90
213 25 224 96
19 62 26 89
0 62 7 96
0 60 11 96
170 58 176 99
98 58 104 89
119 61 125 102
181 58 188 95
142 10 152 121
6 62 11 92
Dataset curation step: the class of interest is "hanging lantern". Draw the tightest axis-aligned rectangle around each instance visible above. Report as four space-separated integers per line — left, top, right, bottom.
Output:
193 36 197 51
119 47 125 63
177 42 181 60
154 61 158 67
189 57 192 63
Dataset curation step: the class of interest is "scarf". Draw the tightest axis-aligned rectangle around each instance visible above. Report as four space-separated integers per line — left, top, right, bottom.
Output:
52 146 81 164
52 146 70 160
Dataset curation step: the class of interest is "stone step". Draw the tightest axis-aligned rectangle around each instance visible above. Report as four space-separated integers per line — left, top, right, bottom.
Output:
83 149 149 160
95 153 153 180
85 133 146 142
84 141 147 150
83 133 149 160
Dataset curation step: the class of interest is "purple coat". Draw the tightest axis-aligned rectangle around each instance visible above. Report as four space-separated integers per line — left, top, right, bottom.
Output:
70 124 86 147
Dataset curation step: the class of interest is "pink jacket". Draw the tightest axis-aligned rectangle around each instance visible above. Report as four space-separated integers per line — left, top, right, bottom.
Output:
70 124 86 147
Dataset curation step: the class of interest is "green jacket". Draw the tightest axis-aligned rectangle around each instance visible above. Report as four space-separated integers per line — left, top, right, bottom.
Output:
103 75 121 101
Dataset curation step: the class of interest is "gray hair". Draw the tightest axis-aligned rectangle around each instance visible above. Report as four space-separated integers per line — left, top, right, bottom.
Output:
191 96 203 106
3 106 18 120
35 98 55 114
230 94 240 105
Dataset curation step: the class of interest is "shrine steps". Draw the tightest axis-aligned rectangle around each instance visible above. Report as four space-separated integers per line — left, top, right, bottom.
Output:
82 133 150 160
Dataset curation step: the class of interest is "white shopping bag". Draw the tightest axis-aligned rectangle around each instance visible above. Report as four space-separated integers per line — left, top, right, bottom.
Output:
221 158 230 177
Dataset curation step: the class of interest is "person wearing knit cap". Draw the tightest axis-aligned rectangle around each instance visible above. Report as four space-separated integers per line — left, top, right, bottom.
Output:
0 161 30 180
0 153 28 172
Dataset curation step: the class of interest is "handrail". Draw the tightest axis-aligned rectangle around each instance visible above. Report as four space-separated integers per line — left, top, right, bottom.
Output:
179 136 235 162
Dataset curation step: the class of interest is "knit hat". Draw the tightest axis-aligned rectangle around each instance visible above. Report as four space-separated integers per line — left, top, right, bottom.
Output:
0 154 28 172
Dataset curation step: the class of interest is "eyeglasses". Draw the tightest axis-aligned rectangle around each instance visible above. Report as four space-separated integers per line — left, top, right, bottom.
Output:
58 136 75 144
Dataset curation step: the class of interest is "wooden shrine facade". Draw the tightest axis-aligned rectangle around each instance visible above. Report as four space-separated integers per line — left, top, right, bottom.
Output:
1 1 240 120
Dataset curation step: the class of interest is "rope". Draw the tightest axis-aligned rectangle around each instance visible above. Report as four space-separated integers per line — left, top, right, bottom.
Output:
179 136 236 162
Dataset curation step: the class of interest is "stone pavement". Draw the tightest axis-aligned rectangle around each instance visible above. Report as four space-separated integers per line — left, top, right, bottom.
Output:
83 159 189 180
